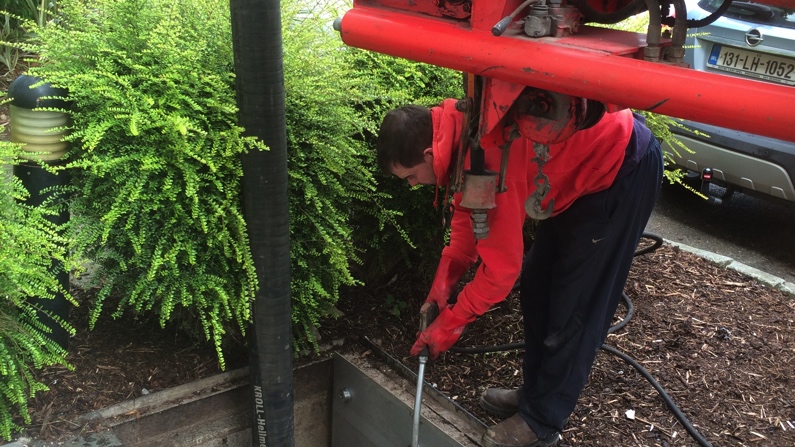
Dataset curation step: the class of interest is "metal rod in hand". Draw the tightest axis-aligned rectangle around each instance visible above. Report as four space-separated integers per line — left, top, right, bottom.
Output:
411 350 429 447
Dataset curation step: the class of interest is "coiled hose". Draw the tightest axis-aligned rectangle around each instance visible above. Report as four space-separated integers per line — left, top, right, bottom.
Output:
450 232 713 447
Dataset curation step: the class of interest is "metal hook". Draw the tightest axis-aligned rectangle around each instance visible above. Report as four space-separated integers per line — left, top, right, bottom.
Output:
525 143 554 220
525 194 555 220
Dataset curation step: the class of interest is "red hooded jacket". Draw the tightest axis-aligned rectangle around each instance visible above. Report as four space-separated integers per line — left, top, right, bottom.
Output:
430 99 634 322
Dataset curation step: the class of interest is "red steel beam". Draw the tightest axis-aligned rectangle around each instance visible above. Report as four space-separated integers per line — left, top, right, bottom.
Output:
755 0 795 7
339 6 795 143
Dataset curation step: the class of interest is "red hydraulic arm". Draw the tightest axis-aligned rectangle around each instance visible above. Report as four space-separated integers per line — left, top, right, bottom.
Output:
339 0 795 143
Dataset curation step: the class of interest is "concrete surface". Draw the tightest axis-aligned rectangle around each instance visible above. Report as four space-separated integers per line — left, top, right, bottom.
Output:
648 182 795 287
332 352 483 446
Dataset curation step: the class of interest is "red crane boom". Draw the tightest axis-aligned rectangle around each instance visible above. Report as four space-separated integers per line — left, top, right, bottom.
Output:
338 0 795 143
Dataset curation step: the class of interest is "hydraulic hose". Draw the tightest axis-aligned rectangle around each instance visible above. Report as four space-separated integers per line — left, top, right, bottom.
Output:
600 344 714 447
450 232 714 447
450 285 635 354
662 0 734 28
668 0 688 63
492 0 540 36
230 0 295 445
569 0 648 24
644 0 664 61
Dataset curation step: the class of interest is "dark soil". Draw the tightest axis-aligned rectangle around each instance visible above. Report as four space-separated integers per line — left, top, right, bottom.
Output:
20 241 795 446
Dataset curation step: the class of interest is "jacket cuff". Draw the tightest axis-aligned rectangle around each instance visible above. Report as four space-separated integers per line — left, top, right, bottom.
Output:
450 299 477 323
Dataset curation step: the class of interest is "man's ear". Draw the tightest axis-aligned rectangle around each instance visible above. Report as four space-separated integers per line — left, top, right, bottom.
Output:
423 147 433 162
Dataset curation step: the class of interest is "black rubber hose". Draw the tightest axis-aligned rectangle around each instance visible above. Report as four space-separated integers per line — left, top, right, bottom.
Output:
230 0 295 445
662 0 734 28
600 344 714 447
449 232 714 447
608 291 635 334
569 0 648 24
451 290 634 354
645 0 663 59
670 0 688 58
634 232 663 256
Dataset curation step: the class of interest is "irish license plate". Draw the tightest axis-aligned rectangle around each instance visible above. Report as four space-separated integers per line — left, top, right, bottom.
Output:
707 44 795 86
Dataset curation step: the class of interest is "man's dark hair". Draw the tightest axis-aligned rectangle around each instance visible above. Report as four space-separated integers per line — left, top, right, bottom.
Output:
376 105 433 174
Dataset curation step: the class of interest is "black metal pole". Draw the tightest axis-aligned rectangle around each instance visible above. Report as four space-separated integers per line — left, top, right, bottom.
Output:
13 162 70 349
229 1 294 446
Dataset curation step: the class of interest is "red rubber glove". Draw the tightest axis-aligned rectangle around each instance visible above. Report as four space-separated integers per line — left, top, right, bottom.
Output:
425 257 471 311
411 307 475 359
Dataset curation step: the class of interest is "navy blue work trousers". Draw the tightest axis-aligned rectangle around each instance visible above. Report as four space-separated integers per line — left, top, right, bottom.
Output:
518 137 664 438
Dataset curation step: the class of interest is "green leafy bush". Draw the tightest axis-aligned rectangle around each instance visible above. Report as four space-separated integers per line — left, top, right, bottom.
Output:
281 1 374 347
1 0 57 26
6 0 471 364
0 138 73 441
17 0 263 367
636 109 690 185
7 0 461 360
343 49 463 285
278 0 468 347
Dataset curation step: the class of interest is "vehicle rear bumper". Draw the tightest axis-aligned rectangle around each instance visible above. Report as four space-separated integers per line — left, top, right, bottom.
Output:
663 120 795 202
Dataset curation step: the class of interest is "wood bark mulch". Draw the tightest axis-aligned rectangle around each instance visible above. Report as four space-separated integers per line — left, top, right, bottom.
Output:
20 242 795 447
328 242 795 447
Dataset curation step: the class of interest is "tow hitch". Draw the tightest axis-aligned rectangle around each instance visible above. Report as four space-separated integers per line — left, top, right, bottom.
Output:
699 167 735 205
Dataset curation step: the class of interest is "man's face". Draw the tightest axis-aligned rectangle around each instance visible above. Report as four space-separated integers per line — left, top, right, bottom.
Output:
391 149 436 186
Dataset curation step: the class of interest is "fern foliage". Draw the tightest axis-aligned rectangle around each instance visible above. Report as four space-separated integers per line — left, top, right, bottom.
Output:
0 137 73 441
20 0 263 367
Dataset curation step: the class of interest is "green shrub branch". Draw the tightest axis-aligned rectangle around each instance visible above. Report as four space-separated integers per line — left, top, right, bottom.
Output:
20 0 262 368
0 137 74 441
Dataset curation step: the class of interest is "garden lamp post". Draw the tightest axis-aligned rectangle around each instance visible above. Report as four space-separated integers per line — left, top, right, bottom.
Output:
8 74 71 350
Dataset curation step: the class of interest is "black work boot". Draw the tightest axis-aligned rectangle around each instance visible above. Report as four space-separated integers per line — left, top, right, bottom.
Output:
480 387 520 418
481 414 560 447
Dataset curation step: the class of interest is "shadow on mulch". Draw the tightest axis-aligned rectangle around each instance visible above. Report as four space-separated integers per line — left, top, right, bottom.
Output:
20 242 795 447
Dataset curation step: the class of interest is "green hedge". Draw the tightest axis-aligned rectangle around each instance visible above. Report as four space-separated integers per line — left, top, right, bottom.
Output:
282 1 463 346
12 0 463 360
343 48 463 285
19 0 262 368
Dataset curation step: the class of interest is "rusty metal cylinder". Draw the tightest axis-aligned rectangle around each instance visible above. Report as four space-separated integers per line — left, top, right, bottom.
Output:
460 171 498 240
459 170 498 210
